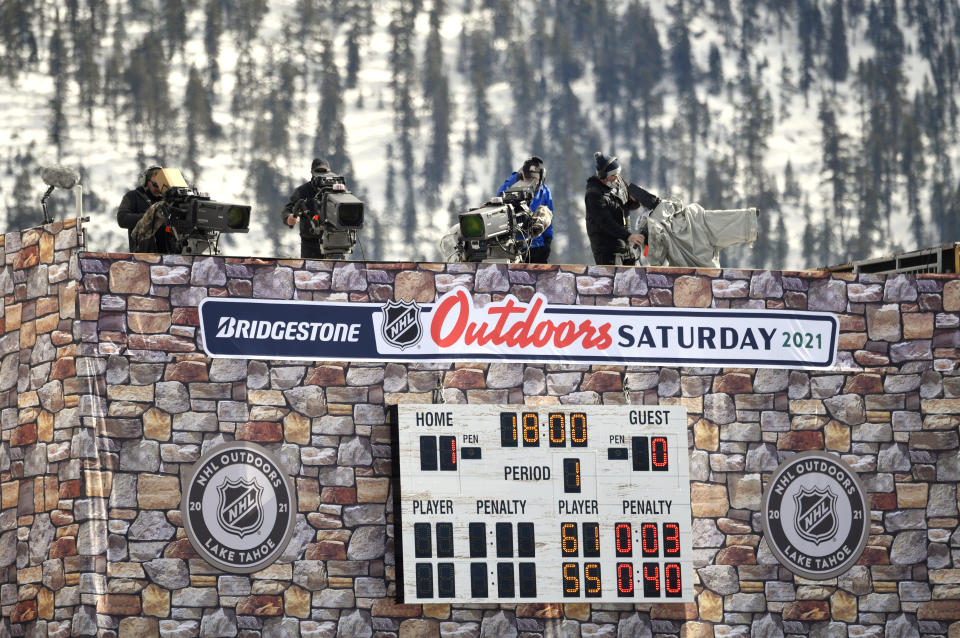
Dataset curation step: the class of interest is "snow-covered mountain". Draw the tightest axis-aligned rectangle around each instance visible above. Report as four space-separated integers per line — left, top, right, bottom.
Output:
1 0 957 269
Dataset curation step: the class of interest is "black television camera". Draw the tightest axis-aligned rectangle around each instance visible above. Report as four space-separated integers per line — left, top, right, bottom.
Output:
294 172 365 259
448 179 551 263
131 168 251 255
162 186 252 255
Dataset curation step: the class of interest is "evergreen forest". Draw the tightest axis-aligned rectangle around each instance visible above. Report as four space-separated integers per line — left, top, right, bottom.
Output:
1 0 958 269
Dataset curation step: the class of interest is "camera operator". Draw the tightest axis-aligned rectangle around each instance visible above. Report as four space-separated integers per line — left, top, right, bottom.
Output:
584 152 660 266
282 158 333 258
117 165 168 252
496 156 553 263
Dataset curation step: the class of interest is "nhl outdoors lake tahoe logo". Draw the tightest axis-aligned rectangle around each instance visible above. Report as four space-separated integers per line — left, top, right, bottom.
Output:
182 441 296 573
762 451 869 579
380 299 423 349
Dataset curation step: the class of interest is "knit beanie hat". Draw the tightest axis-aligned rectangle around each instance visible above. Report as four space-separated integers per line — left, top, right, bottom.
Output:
594 152 621 178
311 158 331 175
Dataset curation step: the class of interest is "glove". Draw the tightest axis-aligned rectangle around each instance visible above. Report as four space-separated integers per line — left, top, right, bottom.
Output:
526 205 553 238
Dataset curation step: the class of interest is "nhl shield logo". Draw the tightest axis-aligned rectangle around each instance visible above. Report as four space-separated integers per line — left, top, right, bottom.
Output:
216 477 264 538
793 485 839 545
381 299 423 349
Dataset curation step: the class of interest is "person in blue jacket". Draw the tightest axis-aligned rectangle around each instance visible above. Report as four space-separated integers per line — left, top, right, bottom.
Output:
497 156 554 263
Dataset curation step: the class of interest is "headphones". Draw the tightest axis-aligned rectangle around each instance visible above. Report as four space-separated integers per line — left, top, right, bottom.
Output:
142 166 162 189
520 156 546 184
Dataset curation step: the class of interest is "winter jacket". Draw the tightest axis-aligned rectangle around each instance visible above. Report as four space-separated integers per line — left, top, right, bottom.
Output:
116 186 163 251
497 172 554 248
282 180 324 239
584 175 639 257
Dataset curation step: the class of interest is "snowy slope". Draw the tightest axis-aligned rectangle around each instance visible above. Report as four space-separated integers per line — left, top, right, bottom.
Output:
0 0 955 269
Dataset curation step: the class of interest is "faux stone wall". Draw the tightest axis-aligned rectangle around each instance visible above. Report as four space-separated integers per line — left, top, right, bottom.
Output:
4 222 960 638
0 221 91 638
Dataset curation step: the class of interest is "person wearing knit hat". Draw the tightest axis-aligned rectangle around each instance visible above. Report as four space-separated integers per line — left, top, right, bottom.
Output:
584 152 648 265
311 158 331 175
282 158 335 258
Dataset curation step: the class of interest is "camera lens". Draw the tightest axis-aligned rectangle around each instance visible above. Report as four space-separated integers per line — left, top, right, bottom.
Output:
228 205 251 230
460 214 485 238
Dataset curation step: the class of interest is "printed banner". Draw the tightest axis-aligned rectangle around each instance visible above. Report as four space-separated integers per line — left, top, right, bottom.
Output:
199 286 839 369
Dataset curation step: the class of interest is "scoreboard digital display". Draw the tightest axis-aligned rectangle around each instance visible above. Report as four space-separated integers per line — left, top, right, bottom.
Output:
396 404 693 603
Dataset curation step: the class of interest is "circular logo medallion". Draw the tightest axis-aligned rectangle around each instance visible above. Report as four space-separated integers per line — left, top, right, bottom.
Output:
182 441 297 573
762 451 869 580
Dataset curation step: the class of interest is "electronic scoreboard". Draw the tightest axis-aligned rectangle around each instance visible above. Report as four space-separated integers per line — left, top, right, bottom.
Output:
396 404 693 603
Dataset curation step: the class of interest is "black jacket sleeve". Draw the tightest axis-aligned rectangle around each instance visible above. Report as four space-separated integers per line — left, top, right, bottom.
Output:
627 183 661 210
585 190 632 242
282 182 314 220
117 189 148 229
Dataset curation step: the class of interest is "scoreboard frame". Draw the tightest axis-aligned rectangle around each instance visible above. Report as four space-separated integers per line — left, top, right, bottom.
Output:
394 404 694 603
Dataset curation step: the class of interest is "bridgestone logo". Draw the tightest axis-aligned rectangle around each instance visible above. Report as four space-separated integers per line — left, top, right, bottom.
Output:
215 316 361 342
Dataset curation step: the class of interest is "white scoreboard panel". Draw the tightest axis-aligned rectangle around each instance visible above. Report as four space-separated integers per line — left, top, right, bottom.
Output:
396 404 693 603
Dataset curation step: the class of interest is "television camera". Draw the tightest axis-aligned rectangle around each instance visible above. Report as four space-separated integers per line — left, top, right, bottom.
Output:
293 172 365 259
441 179 552 263
132 168 251 255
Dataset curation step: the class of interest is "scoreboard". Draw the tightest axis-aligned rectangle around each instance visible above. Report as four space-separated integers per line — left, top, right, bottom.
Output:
396 404 693 603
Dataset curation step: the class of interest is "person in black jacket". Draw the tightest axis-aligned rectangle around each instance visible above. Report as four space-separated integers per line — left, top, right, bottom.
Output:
282 158 332 258
116 166 164 252
584 152 654 265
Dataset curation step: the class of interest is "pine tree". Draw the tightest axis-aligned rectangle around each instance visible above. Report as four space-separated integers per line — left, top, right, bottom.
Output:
345 26 361 90
772 208 789 268
164 0 188 56
244 159 286 256
468 26 493 154
492 129 512 192
388 2 419 249
0 0 38 80
818 96 850 245
49 16 67 160
125 33 173 153
783 160 801 201
315 38 353 181
797 0 825 97
902 99 927 248
621 0 664 179
778 54 796 121
271 57 296 158
592 0 621 136
204 0 223 83
184 65 219 175
827 0 849 83
230 50 257 132
384 143 397 218
734 59 775 267
102 13 126 135
7 151 38 231
75 18 100 129
546 82 591 264
510 46 537 133
857 1 908 248
703 154 735 209
669 1 696 96
708 44 723 95
422 2 451 205
230 0 269 41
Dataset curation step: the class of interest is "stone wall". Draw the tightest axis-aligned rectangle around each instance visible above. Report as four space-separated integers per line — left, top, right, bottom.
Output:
3 221 960 638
